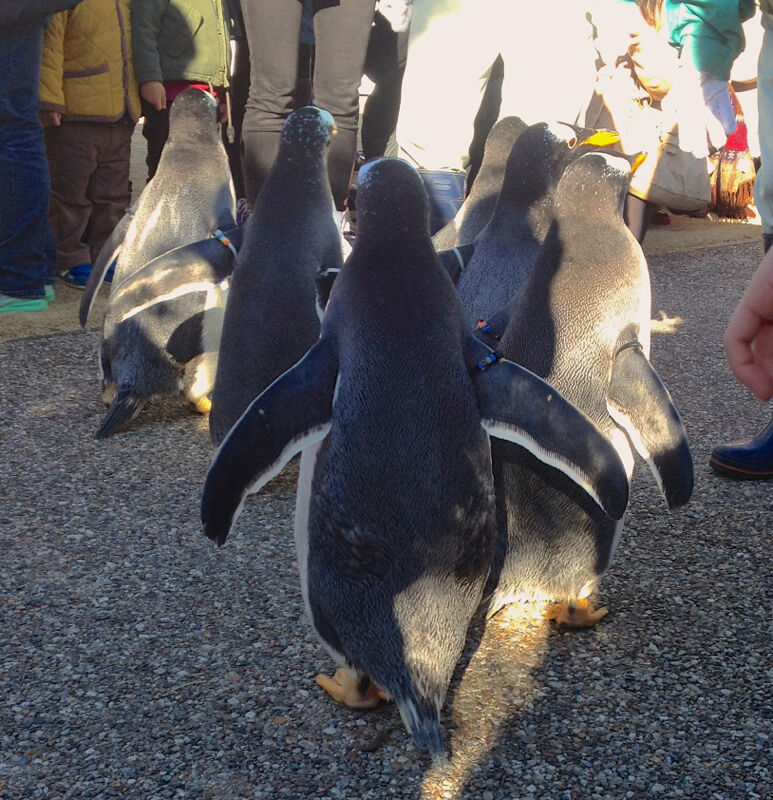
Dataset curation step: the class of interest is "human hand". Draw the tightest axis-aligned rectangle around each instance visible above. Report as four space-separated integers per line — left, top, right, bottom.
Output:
40 110 62 127
140 80 167 111
724 249 773 401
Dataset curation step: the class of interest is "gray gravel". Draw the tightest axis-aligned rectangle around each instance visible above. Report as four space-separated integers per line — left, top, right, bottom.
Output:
1 241 770 799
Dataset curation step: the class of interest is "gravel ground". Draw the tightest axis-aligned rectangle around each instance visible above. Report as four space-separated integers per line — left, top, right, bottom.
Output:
1 241 770 799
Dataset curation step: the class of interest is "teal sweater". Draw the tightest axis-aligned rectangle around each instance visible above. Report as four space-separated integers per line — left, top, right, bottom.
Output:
666 0 757 80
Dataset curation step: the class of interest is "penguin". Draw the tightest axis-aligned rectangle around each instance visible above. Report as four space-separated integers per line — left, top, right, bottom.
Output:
80 87 236 326
431 116 527 251
95 226 244 438
451 122 620 325
480 151 693 625
200 157 631 759
208 106 343 446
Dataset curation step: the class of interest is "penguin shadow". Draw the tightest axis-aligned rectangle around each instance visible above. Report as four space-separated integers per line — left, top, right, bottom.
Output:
421 230 622 794
420 596 554 797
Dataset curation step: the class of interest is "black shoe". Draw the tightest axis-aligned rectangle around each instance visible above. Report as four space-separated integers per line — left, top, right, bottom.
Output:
709 416 773 479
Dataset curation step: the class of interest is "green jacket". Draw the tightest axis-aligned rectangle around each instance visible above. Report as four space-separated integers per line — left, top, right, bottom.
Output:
131 0 230 88
666 0 757 80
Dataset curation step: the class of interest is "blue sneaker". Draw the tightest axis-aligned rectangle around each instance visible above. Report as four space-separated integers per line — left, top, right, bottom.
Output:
60 263 92 289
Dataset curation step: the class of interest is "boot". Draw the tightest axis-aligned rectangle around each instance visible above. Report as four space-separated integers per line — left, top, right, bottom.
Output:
709 415 773 479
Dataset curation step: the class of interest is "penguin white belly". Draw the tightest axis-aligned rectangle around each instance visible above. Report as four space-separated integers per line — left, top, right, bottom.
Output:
294 441 346 667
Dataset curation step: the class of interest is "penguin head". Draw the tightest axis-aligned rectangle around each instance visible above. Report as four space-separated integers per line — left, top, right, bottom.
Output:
554 151 632 218
168 88 218 140
354 158 431 240
480 115 528 166
279 106 337 155
499 121 583 207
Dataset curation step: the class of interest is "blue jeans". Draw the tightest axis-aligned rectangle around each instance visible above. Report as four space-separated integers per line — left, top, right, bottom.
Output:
0 20 56 298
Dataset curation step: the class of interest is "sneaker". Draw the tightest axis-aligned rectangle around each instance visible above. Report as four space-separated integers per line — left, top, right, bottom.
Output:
45 285 55 302
0 292 48 313
60 263 92 289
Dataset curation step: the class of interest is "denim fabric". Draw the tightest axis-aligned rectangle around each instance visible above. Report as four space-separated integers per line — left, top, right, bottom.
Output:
0 20 57 298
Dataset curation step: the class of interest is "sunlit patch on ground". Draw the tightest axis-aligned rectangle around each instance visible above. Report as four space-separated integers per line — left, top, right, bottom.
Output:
421 601 551 799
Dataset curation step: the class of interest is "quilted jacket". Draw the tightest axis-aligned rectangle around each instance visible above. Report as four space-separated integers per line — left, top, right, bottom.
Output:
131 0 230 88
39 0 141 123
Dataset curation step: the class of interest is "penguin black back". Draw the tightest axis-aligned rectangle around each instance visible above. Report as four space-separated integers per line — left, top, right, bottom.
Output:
209 107 342 445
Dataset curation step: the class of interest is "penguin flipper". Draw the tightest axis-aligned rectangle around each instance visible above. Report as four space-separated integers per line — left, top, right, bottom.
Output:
80 208 133 327
201 338 339 546
107 227 242 323
437 242 476 284
96 389 146 438
466 338 629 520
606 344 693 509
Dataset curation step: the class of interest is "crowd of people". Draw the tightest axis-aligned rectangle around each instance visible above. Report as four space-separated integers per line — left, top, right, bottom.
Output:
1 0 771 477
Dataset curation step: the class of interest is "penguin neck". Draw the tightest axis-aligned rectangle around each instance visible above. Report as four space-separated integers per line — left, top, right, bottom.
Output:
275 147 328 178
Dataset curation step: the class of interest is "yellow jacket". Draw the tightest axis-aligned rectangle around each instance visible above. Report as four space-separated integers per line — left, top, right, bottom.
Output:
40 0 141 123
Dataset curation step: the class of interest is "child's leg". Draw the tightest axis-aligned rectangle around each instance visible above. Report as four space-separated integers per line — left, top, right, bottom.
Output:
87 120 133 265
44 121 98 273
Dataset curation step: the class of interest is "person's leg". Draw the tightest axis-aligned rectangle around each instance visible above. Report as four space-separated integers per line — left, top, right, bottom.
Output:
240 0 304 205
623 194 656 245
711 16 773 479
312 0 376 209
224 32 251 201
396 0 499 172
87 120 133 265
0 20 55 303
756 14 773 252
496 0 597 126
361 11 409 160
45 122 98 274
141 100 170 181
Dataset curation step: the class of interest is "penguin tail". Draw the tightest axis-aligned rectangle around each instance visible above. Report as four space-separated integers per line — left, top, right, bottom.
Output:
396 695 445 762
96 390 145 438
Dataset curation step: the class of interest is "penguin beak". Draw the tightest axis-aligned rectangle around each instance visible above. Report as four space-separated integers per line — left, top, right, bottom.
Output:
631 152 647 173
579 129 621 148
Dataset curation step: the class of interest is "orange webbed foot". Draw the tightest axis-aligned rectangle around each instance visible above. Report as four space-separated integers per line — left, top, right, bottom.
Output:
315 667 388 708
547 597 609 628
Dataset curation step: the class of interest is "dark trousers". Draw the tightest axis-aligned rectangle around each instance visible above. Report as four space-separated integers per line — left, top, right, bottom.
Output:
45 120 133 271
240 0 376 209
140 99 170 182
361 10 409 160
0 20 56 298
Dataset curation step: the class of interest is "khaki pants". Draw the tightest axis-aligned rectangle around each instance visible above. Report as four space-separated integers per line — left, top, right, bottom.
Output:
395 0 598 172
44 119 133 271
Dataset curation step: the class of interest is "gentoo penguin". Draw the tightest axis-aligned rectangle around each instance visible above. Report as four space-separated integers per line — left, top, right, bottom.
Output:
95 226 244 438
480 151 693 625
432 116 527 251
208 107 343 446
80 87 236 326
451 122 619 325
200 157 630 759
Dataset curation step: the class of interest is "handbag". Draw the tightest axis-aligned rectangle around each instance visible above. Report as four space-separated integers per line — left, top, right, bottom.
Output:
586 60 711 212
